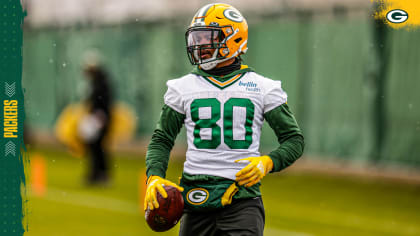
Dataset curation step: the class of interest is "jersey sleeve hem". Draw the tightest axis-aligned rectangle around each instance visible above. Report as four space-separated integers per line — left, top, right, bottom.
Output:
164 80 185 114
165 102 185 114
263 80 287 113
264 102 286 114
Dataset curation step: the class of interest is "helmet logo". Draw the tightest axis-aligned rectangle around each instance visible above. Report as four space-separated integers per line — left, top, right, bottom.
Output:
223 9 243 23
386 9 408 24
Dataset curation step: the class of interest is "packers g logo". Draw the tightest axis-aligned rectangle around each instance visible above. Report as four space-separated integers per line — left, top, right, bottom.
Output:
186 188 209 205
223 9 243 23
386 9 408 24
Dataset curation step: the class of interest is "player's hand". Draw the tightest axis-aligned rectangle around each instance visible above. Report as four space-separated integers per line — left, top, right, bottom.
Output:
144 175 184 211
235 155 274 187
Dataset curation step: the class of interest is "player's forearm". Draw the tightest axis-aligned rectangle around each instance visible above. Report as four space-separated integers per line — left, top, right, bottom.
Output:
268 134 304 172
264 103 304 172
146 129 173 178
146 105 185 178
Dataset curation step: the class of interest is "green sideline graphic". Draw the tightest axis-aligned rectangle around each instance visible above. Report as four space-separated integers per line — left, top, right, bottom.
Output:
0 0 26 236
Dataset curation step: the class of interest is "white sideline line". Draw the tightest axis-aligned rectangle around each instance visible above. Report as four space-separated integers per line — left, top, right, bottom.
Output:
33 187 140 215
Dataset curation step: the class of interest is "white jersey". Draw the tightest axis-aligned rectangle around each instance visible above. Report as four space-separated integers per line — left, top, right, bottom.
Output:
164 71 287 180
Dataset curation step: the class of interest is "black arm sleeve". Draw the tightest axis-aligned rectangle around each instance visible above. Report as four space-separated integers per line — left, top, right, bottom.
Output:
145 105 186 178
264 103 305 172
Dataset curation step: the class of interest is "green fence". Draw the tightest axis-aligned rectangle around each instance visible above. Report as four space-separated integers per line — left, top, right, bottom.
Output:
22 11 420 166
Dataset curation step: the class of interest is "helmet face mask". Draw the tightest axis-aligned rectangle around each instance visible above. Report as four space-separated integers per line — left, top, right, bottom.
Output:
185 3 248 70
185 26 232 69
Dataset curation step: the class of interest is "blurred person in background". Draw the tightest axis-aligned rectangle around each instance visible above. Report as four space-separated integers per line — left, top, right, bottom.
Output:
145 3 304 236
78 50 114 186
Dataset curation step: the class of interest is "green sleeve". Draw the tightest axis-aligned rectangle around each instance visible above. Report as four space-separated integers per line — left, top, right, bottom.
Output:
146 105 186 178
263 103 305 172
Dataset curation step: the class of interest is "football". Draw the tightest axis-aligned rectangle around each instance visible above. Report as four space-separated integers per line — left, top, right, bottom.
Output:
145 185 184 232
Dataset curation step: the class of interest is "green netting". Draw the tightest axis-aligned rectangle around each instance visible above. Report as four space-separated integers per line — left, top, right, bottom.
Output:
383 29 420 165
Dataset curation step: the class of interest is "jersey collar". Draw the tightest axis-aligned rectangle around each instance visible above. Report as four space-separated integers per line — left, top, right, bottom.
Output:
191 65 254 89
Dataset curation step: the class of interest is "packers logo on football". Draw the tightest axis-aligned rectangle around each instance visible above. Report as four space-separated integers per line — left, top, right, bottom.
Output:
186 188 209 205
223 8 243 22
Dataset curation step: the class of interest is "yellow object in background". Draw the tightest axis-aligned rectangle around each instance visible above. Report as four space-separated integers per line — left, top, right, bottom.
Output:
108 103 137 145
54 103 87 157
54 102 137 157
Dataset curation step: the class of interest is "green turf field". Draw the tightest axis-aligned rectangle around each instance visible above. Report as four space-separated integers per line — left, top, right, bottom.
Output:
24 148 420 236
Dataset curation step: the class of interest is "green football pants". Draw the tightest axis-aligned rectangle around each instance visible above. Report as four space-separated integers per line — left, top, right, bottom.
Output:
179 197 265 236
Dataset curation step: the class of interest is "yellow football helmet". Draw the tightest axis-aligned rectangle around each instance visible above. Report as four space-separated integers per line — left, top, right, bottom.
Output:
185 3 248 70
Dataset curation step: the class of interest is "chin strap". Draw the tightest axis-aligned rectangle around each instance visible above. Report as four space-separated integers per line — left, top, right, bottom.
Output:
202 57 241 76
200 60 219 70
200 56 235 70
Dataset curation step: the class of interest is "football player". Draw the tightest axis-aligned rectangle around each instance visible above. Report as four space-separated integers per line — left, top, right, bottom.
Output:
145 3 304 236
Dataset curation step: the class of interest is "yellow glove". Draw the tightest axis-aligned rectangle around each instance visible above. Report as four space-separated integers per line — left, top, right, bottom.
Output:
221 183 239 206
235 155 274 187
144 175 184 211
